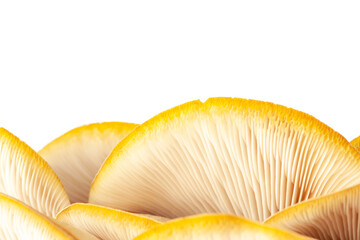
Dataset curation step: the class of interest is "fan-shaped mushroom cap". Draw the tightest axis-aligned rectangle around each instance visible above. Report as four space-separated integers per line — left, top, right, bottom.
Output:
0 128 69 217
90 98 360 221
0 193 98 239
265 184 360 240
350 136 360 152
133 214 313 239
56 203 161 240
39 122 138 203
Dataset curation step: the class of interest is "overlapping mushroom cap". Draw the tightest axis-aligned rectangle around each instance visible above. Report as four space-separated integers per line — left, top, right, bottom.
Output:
350 136 360 152
0 128 70 217
39 122 138 203
133 214 314 239
56 203 161 240
0 193 98 239
2 97 360 239
265 184 360 240
90 98 360 221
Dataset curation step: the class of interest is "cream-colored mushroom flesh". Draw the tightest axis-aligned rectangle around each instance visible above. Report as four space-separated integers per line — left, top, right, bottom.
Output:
56 203 161 240
350 136 360 152
0 193 98 240
90 98 360 221
133 214 313 239
0 128 70 218
265 184 360 240
39 122 138 203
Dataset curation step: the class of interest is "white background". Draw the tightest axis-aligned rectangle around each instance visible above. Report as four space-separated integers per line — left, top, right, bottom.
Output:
0 1 359 150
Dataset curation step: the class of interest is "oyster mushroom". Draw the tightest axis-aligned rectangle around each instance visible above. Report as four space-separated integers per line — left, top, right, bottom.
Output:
265 184 360 240
39 122 138 203
0 128 69 217
56 203 162 240
350 136 360 152
0 193 98 239
90 98 360 221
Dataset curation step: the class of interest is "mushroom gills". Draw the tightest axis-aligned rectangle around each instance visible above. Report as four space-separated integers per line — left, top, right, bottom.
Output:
265 184 360 240
0 128 70 218
90 98 360 221
39 122 138 203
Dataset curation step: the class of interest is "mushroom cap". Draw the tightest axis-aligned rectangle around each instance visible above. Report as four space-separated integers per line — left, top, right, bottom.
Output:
133 214 313 239
0 128 69 217
0 193 98 239
350 136 360 152
265 184 360 240
89 98 360 221
39 122 138 203
56 203 161 240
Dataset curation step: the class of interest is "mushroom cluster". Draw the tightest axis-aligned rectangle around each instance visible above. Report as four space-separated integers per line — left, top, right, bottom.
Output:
0 97 359 239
